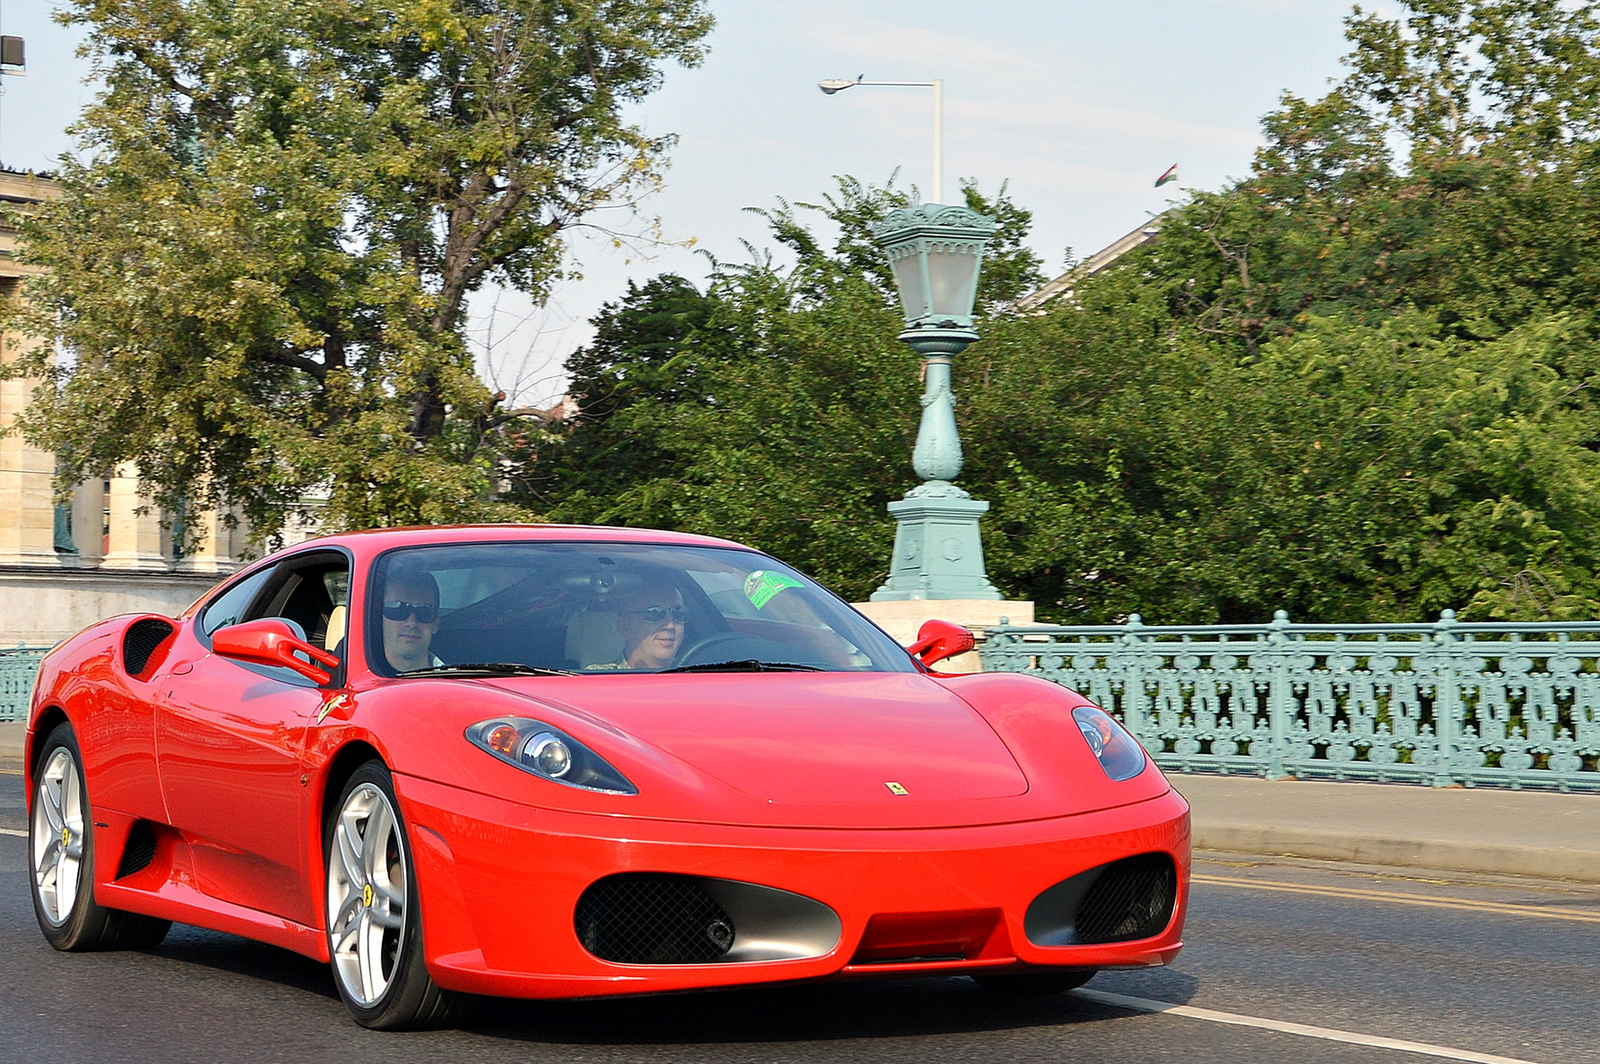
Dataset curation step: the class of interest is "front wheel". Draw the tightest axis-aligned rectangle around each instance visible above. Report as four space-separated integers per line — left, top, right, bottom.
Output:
325 761 461 1029
30 722 170 950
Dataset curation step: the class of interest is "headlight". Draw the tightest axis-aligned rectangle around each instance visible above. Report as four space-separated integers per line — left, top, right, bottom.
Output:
468 717 638 795
1072 704 1147 781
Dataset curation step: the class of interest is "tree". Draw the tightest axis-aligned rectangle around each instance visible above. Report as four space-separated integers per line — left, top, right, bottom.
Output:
3 0 712 545
517 176 1045 597
526 2 1600 623
508 273 714 525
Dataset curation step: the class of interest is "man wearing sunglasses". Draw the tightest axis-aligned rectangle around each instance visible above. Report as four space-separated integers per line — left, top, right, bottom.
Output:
610 579 687 671
382 566 443 673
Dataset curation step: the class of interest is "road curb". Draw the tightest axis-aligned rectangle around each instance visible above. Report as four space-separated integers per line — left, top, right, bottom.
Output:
1193 822 1600 884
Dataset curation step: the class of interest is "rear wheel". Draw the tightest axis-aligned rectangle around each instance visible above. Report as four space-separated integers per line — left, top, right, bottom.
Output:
972 968 1097 994
325 761 461 1029
30 722 170 950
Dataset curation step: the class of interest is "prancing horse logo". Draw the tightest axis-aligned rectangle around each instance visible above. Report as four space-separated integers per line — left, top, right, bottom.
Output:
884 781 909 795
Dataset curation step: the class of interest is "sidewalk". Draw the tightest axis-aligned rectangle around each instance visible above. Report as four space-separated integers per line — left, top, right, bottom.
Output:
1172 772 1600 883
5 720 1597 882
2 721 25 760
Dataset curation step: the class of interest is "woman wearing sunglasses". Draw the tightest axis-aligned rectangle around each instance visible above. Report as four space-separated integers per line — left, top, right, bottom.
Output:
381 566 443 673
605 579 687 671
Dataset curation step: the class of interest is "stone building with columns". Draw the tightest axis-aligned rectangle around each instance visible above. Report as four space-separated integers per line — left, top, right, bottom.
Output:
0 170 278 644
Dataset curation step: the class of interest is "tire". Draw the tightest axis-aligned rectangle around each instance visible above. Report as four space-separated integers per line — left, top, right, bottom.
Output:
30 722 171 951
972 968 1097 995
325 761 462 1030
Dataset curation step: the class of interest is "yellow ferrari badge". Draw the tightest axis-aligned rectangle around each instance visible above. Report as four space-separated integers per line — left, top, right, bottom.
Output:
316 692 354 724
362 883 374 907
884 781 909 795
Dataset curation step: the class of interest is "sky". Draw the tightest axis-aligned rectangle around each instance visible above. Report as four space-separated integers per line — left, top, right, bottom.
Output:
0 0 1359 406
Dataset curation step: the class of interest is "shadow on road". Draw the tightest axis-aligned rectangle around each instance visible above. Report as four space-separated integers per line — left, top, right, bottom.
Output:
126 921 1204 1044
458 969 1202 1045
147 924 340 1001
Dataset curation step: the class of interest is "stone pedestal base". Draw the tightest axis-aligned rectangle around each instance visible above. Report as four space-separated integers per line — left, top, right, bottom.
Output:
853 599 1034 673
870 481 1001 602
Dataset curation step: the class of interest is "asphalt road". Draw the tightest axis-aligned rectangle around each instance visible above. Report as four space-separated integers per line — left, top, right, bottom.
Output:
2 771 1597 1063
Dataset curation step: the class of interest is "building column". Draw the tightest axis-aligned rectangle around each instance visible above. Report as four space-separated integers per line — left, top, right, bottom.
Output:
70 477 106 565
0 321 61 566
101 465 169 571
175 505 240 576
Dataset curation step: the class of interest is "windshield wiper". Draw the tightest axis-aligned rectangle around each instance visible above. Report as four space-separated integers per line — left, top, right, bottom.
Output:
660 659 825 674
399 662 574 678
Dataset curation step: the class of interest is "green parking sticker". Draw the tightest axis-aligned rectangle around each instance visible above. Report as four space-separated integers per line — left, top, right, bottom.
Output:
744 569 802 609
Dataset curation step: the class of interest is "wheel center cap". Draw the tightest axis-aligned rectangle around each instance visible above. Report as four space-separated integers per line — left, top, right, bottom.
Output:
61 826 70 848
362 883 374 908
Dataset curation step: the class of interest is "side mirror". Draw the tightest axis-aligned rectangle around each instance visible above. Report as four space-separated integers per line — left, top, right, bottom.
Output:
907 619 976 668
213 618 341 685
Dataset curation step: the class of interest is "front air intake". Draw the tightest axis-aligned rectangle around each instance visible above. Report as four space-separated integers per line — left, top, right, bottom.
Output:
1074 852 1177 944
575 873 736 964
1024 852 1178 947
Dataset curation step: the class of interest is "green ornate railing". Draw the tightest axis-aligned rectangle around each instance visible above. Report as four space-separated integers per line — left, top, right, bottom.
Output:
980 610 1600 792
0 646 49 724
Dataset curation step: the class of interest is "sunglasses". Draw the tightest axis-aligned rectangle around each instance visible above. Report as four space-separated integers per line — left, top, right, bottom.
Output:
383 601 439 624
625 605 689 626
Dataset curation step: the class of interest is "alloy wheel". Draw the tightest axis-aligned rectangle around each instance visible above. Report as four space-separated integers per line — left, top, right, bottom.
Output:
32 747 85 926
327 782 408 1007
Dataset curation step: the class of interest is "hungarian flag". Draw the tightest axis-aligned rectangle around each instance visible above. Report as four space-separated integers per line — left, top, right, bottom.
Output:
1154 163 1179 187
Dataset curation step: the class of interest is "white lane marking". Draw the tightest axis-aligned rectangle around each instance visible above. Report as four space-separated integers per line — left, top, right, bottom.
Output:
0 827 26 837
1077 988 1547 1064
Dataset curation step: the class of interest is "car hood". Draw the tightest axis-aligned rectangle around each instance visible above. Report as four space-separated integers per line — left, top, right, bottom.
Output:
477 671 1032 828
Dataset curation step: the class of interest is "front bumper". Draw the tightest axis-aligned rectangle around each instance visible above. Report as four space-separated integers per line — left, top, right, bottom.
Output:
394 774 1190 999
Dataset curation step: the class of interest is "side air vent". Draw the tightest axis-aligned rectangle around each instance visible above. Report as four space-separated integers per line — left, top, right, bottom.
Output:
122 618 176 677
116 821 158 879
1024 852 1178 947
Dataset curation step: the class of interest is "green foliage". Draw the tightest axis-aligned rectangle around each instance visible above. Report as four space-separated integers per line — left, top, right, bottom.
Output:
2 0 712 545
527 1 1600 623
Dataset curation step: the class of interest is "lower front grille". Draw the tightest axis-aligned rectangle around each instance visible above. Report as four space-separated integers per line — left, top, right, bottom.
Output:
1023 851 1179 947
1074 853 1177 944
575 873 736 964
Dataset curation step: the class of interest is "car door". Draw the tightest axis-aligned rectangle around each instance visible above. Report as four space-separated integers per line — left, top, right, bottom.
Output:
157 549 350 926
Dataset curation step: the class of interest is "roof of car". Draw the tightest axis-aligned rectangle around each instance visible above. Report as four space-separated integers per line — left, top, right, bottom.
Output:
269 523 754 560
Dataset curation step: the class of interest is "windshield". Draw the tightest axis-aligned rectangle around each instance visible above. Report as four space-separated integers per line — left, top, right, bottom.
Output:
365 541 917 677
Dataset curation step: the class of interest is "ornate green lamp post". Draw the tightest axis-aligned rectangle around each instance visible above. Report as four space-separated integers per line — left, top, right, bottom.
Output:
869 204 1002 601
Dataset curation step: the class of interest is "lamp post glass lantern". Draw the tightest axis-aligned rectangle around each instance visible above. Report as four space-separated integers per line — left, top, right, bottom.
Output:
869 203 1002 602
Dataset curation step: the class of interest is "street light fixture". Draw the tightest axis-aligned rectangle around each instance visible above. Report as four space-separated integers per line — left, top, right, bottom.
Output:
816 74 1002 601
868 202 1002 602
817 77 943 203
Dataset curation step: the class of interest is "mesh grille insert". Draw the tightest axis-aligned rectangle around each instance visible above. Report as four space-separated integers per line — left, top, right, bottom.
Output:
123 619 175 676
1075 853 1177 944
575 874 736 964
116 821 158 879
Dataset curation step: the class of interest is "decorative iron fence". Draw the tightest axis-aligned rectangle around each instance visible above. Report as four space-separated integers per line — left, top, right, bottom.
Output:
980 610 1600 792
0 646 48 724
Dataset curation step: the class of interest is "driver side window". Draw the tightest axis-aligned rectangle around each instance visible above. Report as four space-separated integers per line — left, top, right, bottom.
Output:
200 552 351 661
200 567 275 639
256 555 351 654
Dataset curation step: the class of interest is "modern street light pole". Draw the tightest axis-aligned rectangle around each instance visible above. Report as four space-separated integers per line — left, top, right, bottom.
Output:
818 77 943 203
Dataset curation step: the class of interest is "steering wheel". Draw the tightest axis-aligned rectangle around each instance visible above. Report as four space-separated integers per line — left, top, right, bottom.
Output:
675 631 744 667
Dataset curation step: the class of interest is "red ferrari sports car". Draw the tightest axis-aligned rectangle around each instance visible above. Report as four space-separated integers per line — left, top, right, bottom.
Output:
25 525 1189 1028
